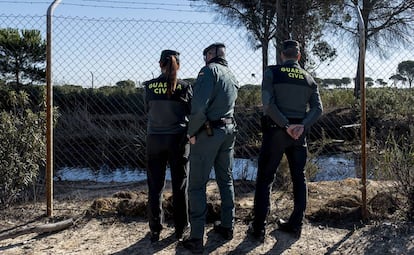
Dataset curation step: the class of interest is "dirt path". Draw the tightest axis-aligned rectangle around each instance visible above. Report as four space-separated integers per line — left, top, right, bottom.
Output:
0 180 413 255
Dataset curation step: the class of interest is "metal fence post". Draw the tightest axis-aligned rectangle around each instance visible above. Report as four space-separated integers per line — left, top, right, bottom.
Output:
355 5 368 220
46 0 62 217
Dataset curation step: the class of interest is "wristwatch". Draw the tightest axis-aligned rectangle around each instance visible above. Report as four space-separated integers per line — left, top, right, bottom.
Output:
284 123 290 130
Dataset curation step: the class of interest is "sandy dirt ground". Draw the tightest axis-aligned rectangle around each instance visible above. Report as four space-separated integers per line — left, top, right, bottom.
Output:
0 179 413 255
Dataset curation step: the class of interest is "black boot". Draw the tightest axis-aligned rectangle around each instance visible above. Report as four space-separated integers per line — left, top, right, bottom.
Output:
175 224 189 241
181 238 204 254
247 222 265 243
149 231 160 243
277 219 302 238
213 221 233 240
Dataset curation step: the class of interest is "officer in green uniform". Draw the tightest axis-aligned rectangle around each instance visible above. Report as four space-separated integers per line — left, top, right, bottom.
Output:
181 43 239 254
249 40 323 242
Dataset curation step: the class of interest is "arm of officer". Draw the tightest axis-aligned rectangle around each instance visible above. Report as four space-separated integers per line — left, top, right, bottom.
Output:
261 67 289 128
143 81 149 113
187 66 214 138
302 79 323 130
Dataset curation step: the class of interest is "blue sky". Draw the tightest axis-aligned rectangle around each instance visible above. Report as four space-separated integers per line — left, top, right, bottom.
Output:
0 0 216 21
0 1 260 85
0 0 268 86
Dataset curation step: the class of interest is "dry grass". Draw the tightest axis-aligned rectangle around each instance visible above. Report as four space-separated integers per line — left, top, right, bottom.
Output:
0 179 412 255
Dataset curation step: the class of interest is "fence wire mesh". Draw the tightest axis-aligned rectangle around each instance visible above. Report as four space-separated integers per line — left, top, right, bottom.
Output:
1 13 413 201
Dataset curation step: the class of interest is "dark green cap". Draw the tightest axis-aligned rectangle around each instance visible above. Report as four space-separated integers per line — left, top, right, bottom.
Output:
282 40 300 51
160 49 180 63
203 43 225 55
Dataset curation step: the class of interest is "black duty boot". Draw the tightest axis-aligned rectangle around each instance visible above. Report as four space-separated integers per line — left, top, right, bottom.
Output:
277 219 302 238
213 221 234 240
175 230 184 241
247 222 265 243
181 238 204 254
175 224 189 241
150 231 160 243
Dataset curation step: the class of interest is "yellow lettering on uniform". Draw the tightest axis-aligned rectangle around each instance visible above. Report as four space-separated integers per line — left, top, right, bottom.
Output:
288 73 304 79
150 82 170 94
158 82 164 88
279 67 305 79
176 84 182 90
154 87 168 94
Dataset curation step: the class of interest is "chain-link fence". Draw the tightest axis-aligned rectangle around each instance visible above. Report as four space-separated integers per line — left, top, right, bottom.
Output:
1 13 413 196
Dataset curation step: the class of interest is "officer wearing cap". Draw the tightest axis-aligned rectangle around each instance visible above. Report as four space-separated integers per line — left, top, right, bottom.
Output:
181 43 239 253
249 40 323 241
143 49 192 243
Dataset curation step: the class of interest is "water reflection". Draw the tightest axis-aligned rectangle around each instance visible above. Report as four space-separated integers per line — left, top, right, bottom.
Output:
55 166 148 183
55 154 357 183
312 153 356 181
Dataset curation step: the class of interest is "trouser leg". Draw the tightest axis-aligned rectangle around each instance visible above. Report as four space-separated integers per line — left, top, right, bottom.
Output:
285 142 308 227
253 130 285 231
188 132 218 239
146 135 167 232
168 133 189 232
214 133 236 229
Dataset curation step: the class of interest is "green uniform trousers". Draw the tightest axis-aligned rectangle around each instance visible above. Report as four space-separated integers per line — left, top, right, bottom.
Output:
188 127 236 239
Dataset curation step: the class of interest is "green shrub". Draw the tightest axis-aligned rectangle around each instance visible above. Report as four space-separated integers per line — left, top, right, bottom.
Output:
366 88 414 119
319 88 355 111
236 84 261 107
371 130 414 220
0 88 46 208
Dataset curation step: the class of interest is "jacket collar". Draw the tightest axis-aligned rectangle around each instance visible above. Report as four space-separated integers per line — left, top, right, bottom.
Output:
282 59 299 66
207 56 228 66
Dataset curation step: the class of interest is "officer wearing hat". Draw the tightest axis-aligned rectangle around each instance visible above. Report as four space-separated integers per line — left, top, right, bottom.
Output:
249 40 323 241
181 43 239 253
143 49 192 243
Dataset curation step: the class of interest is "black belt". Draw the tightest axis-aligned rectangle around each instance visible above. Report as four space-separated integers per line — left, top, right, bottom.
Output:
288 118 303 124
262 116 303 130
210 117 234 128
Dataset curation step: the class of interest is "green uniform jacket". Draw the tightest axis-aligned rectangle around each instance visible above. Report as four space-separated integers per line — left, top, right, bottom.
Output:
188 57 239 137
262 60 323 130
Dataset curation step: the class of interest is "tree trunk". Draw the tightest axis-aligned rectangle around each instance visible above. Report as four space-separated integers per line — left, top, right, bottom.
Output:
354 51 361 98
354 0 371 98
275 0 289 65
262 39 269 75
14 56 20 85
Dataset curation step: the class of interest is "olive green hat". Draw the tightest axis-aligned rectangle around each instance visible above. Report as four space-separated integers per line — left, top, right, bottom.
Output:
282 40 300 51
159 49 180 64
203 43 225 56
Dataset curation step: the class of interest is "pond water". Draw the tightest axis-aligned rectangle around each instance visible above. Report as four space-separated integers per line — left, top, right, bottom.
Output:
55 153 357 183
312 153 357 181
